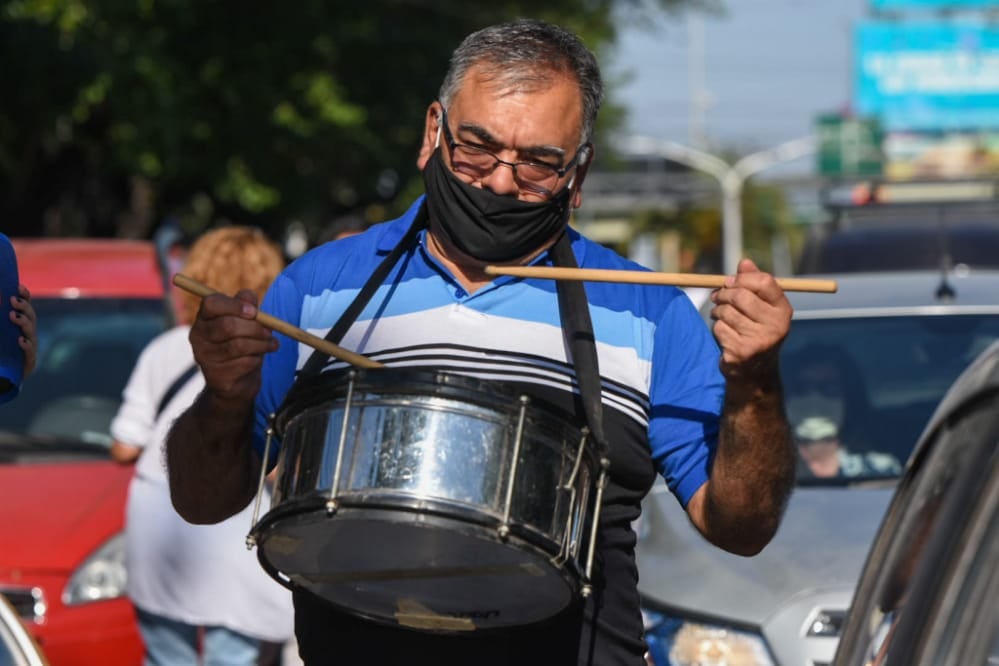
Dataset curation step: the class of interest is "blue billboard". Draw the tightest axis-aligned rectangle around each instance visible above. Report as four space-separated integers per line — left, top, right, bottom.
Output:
871 1 999 8
855 22 999 130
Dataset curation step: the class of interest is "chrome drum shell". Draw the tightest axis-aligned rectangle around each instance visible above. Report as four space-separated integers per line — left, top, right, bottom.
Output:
249 368 599 632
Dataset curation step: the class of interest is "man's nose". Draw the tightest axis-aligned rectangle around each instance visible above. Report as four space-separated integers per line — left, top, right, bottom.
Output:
479 161 520 197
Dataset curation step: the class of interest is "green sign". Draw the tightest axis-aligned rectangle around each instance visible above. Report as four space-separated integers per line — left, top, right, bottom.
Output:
816 114 884 177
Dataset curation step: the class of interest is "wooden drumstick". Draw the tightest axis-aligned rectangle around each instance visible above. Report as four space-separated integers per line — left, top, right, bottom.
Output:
172 273 384 369
483 265 838 293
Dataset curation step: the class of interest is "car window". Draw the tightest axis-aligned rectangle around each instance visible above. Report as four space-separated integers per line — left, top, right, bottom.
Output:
780 315 999 485
0 297 167 448
835 394 999 666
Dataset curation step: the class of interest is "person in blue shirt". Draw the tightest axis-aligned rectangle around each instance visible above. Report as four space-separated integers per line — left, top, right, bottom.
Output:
1 233 36 404
164 18 795 666
0 284 35 404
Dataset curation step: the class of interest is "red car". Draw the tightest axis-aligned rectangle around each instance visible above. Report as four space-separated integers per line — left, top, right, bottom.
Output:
0 237 178 666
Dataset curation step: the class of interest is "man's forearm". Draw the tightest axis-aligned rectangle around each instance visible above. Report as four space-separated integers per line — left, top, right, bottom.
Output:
703 378 796 556
165 389 261 525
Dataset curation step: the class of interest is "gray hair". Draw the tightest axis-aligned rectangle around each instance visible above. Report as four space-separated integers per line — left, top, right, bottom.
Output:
438 19 604 150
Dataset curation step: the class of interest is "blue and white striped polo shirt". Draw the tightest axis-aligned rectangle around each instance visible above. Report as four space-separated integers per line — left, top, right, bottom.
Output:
254 195 724 508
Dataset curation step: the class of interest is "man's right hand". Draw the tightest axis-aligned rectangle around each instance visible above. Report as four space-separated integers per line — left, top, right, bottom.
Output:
167 287 275 525
189 288 280 405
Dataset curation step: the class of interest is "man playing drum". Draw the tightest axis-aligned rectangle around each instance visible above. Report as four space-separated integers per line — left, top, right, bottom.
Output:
165 19 795 666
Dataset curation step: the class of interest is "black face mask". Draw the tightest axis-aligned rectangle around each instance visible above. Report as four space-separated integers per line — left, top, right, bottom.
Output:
423 149 573 262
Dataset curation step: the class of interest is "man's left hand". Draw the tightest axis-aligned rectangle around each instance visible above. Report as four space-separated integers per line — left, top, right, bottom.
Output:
708 258 792 380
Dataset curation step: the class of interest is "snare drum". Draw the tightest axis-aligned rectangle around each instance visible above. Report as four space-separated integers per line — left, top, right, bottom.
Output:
247 368 605 632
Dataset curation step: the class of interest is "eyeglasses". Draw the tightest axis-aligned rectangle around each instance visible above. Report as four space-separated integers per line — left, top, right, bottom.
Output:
438 107 588 199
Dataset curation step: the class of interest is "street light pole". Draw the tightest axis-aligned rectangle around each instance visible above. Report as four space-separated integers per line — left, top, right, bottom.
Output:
621 135 816 275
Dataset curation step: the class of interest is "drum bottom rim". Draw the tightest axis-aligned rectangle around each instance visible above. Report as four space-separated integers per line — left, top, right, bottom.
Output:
255 492 572 562
251 504 585 632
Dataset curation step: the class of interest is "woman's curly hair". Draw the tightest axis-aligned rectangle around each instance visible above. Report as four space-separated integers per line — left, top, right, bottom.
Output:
176 226 284 325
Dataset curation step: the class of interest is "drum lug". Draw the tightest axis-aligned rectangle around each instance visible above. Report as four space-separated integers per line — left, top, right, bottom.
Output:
326 499 339 515
497 524 510 540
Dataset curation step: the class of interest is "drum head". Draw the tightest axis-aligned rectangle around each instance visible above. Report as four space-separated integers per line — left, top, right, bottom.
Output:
254 501 578 632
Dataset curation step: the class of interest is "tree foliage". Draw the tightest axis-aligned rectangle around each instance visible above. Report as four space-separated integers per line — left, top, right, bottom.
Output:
632 178 798 274
0 0 717 242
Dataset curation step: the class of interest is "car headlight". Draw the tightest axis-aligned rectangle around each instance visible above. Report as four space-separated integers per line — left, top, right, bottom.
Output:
62 532 127 605
643 608 775 666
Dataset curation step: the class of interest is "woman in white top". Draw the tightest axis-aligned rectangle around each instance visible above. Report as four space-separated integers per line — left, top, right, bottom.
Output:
110 226 294 666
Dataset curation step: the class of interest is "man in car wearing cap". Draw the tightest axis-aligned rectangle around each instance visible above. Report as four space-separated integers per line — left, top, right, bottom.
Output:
794 416 900 478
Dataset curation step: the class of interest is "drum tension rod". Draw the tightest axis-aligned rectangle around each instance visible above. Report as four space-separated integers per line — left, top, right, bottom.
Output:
581 457 611 599
247 418 277 550
327 370 357 515
498 395 531 540
553 427 590 568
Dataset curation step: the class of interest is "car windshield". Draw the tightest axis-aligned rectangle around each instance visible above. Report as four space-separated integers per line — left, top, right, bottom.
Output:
780 313 999 486
0 297 167 451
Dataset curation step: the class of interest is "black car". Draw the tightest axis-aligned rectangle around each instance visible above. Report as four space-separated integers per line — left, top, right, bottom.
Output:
797 178 999 275
797 221 999 275
832 338 999 666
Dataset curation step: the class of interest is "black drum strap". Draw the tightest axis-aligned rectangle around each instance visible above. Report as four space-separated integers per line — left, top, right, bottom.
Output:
296 209 427 380
550 233 609 458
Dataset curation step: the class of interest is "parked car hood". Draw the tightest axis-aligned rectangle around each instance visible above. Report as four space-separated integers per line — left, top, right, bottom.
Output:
0 458 132 571
636 482 895 625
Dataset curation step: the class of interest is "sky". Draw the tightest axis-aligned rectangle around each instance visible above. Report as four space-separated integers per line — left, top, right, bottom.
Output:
605 0 870 176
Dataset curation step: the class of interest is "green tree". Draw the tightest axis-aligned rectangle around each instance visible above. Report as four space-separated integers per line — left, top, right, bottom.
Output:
630 177 796 274
0 0 720 242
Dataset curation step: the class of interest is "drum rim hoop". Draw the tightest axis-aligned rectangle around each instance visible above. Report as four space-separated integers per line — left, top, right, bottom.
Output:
275 367 584 438
252 492 588 565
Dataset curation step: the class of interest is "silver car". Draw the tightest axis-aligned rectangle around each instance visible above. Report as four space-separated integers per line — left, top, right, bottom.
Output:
638 269 999 666
0 594 47 666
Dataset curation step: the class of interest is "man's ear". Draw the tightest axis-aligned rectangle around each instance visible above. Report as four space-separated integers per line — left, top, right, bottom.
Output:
416 103 443 170
570 143 595 209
